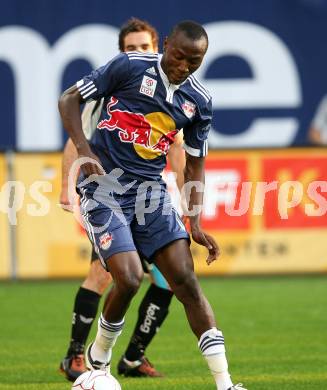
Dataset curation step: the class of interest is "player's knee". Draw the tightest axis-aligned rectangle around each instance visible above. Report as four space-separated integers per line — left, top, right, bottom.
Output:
169 265 194 288
173 271 202 304
83 261 112 294
95 271 112 294
116 271 143 297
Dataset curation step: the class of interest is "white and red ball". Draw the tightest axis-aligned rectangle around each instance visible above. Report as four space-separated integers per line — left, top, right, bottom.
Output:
72 370 121 390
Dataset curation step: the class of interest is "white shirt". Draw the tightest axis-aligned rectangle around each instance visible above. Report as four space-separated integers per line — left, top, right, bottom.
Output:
81 98 104 140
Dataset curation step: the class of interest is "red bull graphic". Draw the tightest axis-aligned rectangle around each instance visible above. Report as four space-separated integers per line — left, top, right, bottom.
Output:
153 130 178 154
97 97 178 160
97 97 151 146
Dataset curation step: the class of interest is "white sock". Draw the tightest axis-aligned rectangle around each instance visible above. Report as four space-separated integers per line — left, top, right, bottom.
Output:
199 328 233 390
91 314 124 363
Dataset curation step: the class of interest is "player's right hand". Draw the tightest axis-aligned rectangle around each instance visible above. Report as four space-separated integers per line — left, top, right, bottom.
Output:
77 146 105 177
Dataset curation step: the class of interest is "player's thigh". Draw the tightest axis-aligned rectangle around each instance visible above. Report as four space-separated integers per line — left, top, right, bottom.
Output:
106 250 144 293
79 192 137 270
82 258 112 294
154 238 195 289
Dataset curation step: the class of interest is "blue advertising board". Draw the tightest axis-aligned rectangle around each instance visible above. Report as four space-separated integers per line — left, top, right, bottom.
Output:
1 0 327 150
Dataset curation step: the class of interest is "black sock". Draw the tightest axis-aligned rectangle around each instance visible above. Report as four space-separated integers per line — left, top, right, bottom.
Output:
125 284 173 361
66 287 101 356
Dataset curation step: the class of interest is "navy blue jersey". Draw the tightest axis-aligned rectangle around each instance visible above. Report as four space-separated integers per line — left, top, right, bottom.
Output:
76 52 212 182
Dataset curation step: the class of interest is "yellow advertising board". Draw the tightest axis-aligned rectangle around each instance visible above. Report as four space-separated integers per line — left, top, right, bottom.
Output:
0 154 10 279
15 153 91 278
11 148 327 278
191 149 327 275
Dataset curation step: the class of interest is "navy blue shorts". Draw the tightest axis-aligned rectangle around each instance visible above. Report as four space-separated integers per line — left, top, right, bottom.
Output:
79 185 189 270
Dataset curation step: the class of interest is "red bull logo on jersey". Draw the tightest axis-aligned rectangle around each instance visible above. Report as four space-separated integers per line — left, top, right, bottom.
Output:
97 97 151 147
182 100 196 119
153 129 178 154
97 97 178 160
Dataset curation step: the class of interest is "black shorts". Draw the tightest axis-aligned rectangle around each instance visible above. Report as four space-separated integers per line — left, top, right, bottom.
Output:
91 248 98 262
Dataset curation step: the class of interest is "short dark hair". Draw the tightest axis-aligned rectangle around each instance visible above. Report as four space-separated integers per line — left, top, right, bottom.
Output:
118 17 159 52
169 20 208 44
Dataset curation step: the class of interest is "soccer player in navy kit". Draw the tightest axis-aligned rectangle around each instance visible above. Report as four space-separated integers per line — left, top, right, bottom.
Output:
59 20 246 390
60 18 182 381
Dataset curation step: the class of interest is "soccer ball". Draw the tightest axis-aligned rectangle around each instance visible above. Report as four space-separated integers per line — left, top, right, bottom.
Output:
72 370 121 390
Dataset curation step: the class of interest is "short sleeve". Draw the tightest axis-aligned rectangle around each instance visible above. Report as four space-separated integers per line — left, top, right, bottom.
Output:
183 98 212 157
76 53 129 101
81 99 104 140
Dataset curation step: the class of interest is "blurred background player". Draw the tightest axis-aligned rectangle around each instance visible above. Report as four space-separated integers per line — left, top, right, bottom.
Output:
59 17 185 382
308 94 327 145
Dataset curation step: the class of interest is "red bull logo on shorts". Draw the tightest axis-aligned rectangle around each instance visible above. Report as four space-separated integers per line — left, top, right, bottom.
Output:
99 232 112 250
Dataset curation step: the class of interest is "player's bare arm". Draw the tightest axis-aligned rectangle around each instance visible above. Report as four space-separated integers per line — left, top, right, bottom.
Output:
167 131 185 193
58 85 103 176
184 152 220 264
60 138 78 211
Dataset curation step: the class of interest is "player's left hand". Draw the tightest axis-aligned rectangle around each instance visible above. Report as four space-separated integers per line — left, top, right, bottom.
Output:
59 187 79 213
191 227 220 265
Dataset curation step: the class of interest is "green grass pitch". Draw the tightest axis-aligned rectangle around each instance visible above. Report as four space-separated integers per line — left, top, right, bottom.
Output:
0 276 326 389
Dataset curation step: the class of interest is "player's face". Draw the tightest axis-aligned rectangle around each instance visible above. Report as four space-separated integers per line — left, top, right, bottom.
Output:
123 31 157 53
161 31 207 85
